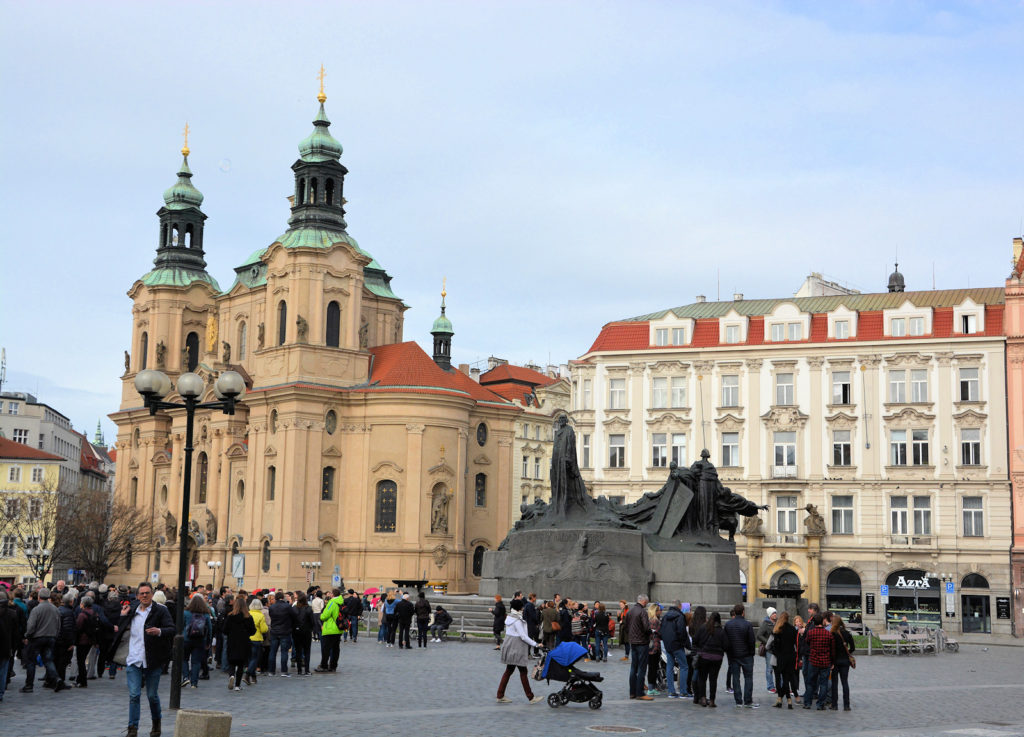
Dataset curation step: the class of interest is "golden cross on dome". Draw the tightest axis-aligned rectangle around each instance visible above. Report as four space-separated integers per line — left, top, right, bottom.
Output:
442 277 447 299
317 64 326 103
181 122 190 156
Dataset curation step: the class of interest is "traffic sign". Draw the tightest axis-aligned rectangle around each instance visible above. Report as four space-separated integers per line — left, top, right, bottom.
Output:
231 554 245 579
945 581 955 594
880 584 889 596
331 573 341 587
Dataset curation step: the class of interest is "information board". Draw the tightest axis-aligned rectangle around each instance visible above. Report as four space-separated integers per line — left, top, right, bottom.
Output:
996 597 1011 620
865 593 875 615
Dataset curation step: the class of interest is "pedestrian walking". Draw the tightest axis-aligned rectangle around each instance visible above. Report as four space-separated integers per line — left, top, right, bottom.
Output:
20 587 63 693
756 606 778 693
592 602 610 662
0 590 19 702
830 614 855 711
266 591 297 676
316 587 343 671
495 598 543 704
293 592 315 675
245 598 268 682
182 595 213 688
623 594 652 701
770 611 798 709
224 596 256 691
394 593 415 649
112 581 174 737
73 597 99 688
489 595 506 649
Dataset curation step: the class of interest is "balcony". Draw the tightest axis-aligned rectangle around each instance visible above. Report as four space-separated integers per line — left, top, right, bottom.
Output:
772 465 798 479
887 535 936 548
763 534 805 545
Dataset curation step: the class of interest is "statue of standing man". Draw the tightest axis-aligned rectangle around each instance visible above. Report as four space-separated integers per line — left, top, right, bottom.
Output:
549 415 591 518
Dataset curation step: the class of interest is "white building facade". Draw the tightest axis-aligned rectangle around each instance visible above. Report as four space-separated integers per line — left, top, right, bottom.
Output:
572 285 1012 635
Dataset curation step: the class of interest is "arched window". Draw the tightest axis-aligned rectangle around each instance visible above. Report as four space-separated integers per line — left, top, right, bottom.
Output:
325 301 341 347
139 332 148 370
125 543 133 571
238 322 247 359
171 224 180 246
196 452 208 504
277 301 287 346
475 473 487 507
236 479 245 501
962 573 989 589
267 465 276 501
160 223 168 248
130 477 138 507
321 466 335 501
153 541 161 571
776 571 800 588
185 223 194 248
231 540 239 558
472 546 486 577
309 178 318 204
297 178 305 205
325 178 335 205
261 540 271 572
185 332 199 371
375 480 397 533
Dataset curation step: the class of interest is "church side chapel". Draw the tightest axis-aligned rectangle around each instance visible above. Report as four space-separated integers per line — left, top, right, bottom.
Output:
109 73 520 592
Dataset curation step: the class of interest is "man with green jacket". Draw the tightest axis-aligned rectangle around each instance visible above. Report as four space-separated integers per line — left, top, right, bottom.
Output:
315 588 343 672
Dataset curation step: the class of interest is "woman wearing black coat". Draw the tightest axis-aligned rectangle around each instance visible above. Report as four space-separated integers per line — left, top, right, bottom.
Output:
830 615 856 711
489 596 506 649
223 597 256 691
293 592 316 675
770 611 799 708
692 611 728 707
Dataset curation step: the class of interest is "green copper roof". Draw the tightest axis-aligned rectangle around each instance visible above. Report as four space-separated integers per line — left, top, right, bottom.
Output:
275 226 360 251
431 314 453 334
365 266 400 300
141 266 221 290
298 103 343 163
162 155 204 210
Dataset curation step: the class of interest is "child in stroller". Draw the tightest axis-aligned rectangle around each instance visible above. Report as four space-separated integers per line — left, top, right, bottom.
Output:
540 641 604 709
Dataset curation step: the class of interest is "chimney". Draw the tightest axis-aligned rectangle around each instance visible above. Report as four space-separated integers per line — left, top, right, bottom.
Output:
458 363 470 376
695 295 706 303
470 368 480 383
1013 236 1023 268
733 293 743 301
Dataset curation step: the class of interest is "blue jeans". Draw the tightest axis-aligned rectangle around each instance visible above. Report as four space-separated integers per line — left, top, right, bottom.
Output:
220 636 231 672
628 645 649 698
246 641 262 677
594 631 608 661
187 640 206 685
126 664 162 728
801 658 810 695
267 633 292 674
804 663 830 708
664 647 690 696
765 655 775 690
345 615 360 641
0 655 8 700
729 654 754 704
24 636 58 687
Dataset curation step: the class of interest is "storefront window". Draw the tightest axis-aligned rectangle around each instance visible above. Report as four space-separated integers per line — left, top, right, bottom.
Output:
885 569 940 629
826 567 862 621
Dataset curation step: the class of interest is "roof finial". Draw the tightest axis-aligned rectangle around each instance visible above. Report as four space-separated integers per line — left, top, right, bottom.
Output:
442 277 447 300
317 64 326 104
181 122 190 156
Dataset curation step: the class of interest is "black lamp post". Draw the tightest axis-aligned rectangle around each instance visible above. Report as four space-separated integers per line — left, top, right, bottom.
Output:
134 367 245 710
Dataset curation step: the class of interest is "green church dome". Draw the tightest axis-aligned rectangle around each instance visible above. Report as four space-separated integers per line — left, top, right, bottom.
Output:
298 103 343 163
162 153 204 210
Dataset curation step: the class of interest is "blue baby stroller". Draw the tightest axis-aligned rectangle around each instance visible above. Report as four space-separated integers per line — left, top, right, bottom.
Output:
541 641 604 709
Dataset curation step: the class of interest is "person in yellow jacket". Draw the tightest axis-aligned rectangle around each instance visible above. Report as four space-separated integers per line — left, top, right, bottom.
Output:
245 598 269 684
315 588 344 673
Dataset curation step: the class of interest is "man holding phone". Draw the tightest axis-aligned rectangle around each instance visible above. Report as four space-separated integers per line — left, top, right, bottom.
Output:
113 582 174 737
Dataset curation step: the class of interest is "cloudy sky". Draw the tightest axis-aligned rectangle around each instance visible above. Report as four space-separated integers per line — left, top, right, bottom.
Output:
1 1 1022 443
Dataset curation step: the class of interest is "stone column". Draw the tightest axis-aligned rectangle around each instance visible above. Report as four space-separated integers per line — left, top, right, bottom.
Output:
806 538 823 604
405 424 424 546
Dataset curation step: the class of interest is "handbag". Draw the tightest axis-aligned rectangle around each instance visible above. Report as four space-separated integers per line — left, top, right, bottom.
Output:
551 621 561 631
839 632 856 668
111 633 130 667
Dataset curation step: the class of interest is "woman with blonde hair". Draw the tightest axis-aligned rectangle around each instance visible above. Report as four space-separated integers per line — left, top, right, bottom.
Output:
244 598 268 684
645 603 662 696
770 611 798 708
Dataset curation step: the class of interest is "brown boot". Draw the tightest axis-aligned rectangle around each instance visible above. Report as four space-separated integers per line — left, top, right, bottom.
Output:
149 719 161 736
126 728 138 737
773 697 783 708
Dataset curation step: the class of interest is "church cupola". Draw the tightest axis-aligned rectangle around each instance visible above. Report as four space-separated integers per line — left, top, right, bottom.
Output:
431 280 454 371
153 124 209 273
287 67 349 233
887 262 905 293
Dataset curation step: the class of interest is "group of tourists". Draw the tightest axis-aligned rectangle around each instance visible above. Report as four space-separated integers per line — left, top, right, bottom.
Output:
618 595 855 710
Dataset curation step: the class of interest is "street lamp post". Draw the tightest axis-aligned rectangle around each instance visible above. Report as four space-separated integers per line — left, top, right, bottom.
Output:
207 560 223 589
134 368 245 711
23 546 52 583
300 560 322 587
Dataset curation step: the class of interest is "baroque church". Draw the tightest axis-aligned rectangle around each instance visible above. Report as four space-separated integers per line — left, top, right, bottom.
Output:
109 86 519 592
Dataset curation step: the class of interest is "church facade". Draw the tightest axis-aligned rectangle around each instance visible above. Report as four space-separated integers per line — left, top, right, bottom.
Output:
109 91 519 593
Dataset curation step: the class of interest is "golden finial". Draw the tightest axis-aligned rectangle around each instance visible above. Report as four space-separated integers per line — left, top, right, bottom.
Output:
317 64 326 103
181 122 190 156
441 277 447 299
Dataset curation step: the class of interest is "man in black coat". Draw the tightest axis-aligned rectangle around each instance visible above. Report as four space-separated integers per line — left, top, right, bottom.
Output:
0 590 19 702
659 601 692 698
113 581 175 737
393 593 415 650
522 593 541 657
723 603 756 707
266 591 297 676
342 589 363 642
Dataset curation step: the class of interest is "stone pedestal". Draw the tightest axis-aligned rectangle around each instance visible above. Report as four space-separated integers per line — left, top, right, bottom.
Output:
174 709 232 737
480 527 742 607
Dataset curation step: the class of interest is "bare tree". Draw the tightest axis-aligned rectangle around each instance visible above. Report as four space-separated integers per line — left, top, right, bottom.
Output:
63 487 159 582
0 475 75 582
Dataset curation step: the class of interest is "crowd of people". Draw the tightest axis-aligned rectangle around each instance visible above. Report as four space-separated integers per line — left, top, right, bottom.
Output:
0 579 458 736
486 592 856 711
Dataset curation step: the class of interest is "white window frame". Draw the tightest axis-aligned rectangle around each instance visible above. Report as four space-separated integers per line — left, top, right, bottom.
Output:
8 402 18 415
777 495 798 534
608 434 626 468
12 428 29 444
582 379 592 410
534 457 541 479
889 370 907 403
773 431 796 470
721 374 739 407
581 434 590 468
890 318 906 337
834 320 850 339
787 322 802 341
31 467 44 483
962 497 984 536
8 467 21 483
832 371 851 404
652 433 667 468
961 428 981 465
911 429 929 466
721 432 739 467
832 430 851 466
0 535 15 558
890 496 908 535
608 378 626 410
910 369 928 402
655 328 669 346
909 317 924 336
770 323 785 342
775 373 794 406
670 378 687 408
959 367 979 401
651 377 668 409
672 327 686 345
725 324 740 344
831 496 854 535
890 430 908 465
961 313 977 335
913 496 931 535
671 433 687 466
522 455 528 477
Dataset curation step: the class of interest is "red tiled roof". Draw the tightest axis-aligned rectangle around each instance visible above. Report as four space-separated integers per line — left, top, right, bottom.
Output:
933 307 953 338
984 304 1004 336
0 437 63 461
586 322 649 353
479 363 557 388
810 313 828 342
108 449 117 462
364 342 515 406
482 381 533 404
691 319 721 347
746 316 765 346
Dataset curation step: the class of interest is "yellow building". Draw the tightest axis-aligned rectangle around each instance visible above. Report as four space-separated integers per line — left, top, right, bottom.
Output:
0 436 63 586
109 90 520 593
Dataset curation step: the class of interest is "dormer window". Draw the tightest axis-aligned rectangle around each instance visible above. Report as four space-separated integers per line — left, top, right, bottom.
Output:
891 318 906 337
788 323 802 341
655 328 669 346
909 317 924 336
725 325 740 344
672 327 686 344
834 320 849 339
961 314 977 334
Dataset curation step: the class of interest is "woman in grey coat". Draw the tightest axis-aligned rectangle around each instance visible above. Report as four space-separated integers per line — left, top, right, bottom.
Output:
495 599 543 704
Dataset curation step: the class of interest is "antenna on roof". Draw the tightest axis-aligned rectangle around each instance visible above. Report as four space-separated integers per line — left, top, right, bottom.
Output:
932 262 935 290
717 269 720 302
0 348 6 395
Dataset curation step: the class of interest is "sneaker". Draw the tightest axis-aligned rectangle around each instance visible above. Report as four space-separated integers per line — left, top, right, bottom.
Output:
768 687 776 693
496 697 512 703
19 685 33 693
529 695 544 704
181 678 190 687
227 676 235 690
620 656 629 661
681 693 693 699
243 676 253 685
668 693 680 699
726 688 734 694
646 689 658 696
234 686 241 692
750 702 760 709
280 673 291 678
636 695 654 701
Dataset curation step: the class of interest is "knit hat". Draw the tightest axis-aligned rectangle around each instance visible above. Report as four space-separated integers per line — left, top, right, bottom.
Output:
38 588 51 599
402 593 410 600
766 606 778 617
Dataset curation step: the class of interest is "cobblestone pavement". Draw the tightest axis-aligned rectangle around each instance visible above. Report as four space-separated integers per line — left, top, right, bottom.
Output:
2 641 1023 737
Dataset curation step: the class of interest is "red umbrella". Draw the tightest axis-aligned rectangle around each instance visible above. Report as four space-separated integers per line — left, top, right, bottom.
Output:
363 587 380 595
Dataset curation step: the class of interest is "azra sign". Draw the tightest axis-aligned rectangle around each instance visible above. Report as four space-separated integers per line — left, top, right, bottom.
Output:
895 575 931 589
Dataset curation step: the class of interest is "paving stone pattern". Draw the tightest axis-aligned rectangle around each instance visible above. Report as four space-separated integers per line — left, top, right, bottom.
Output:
2 641 1022 737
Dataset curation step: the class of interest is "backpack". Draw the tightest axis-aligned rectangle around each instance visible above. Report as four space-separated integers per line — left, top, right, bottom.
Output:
187 613 207 640
88 612 101 641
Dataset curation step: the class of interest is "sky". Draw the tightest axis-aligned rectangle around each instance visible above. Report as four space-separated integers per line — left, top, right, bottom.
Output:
1 0 1022 444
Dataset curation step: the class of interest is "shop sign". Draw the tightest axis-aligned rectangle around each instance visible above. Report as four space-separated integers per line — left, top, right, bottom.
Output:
894 575 931 589
996 597 1011 620
865 593 875 615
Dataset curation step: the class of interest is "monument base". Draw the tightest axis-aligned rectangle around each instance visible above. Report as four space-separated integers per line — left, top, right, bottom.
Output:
480 527 742 607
